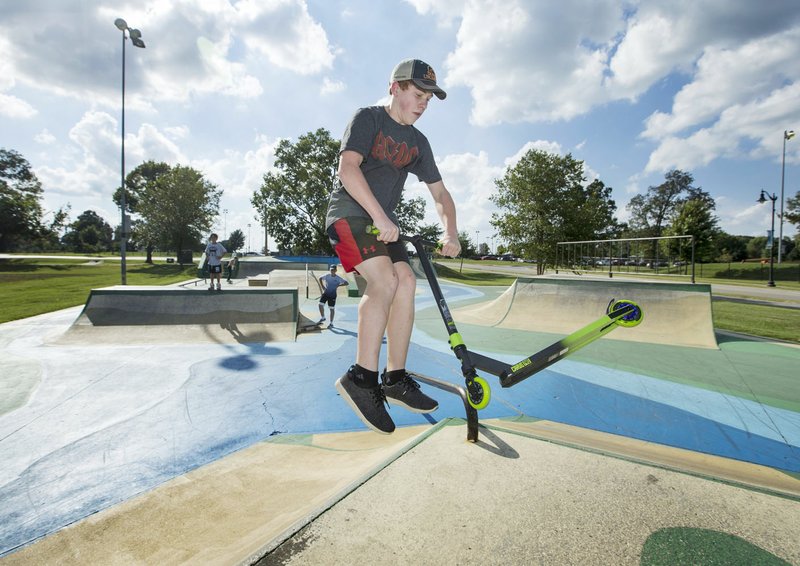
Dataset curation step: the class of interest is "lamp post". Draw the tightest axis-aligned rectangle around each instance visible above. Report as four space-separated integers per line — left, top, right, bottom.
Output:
778 129 795 264
757 189 777 287
223 209 228 239
114 18 145 285
475 230 480 255
247 223 251 253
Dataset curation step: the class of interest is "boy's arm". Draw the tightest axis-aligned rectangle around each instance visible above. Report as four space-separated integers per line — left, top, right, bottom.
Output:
426 180 461 257
338 150 398 243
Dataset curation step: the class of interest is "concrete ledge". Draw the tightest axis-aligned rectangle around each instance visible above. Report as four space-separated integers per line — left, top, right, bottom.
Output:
57 286 300 344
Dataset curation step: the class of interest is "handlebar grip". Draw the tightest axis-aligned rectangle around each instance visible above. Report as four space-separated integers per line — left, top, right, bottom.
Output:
366 225 440 249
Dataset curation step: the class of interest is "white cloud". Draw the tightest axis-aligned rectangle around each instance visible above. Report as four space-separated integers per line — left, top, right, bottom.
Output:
644 82 800 173
405 150 503 236
0 0 333 111
194 135 280 203
505 140 563 168
321 77 345 95
640 25 800 171
441 0 800 182
403 0 466 28
0 93 37 119
445 0 625 125
34 129 56 145
234 0 335 75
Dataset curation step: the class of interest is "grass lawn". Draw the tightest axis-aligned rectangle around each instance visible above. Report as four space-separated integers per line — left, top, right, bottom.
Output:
1 258 198 324
711 301 800 343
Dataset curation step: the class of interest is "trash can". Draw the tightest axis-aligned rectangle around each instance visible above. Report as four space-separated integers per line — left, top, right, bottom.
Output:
178 250 193 264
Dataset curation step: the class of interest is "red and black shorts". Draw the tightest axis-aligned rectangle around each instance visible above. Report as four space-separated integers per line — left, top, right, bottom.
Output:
327 216 409 273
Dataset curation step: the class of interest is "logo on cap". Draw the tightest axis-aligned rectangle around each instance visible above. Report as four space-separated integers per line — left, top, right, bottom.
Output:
390 58 447 100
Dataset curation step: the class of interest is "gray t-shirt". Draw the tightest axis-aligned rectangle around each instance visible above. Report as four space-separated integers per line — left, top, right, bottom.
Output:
326 106 441 228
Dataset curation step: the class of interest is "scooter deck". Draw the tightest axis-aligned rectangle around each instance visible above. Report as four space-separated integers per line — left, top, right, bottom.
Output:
497 302 637 388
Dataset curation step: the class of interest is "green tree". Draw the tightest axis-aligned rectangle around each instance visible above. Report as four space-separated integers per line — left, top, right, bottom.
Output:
626 170 703 237
252 128 339 255
418 223 443 243
132 164 222 254
394 195 426 235
785 189 800 227
0 148 45 251
785 190 800 259
114 160 172 262
62 210 113 252
490 150 618 273
627 169 707 260
224 228 246 253
713 233 749 262
666 193 720 262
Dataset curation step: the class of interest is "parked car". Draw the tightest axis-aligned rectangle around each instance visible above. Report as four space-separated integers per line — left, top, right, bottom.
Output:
480 255 498 260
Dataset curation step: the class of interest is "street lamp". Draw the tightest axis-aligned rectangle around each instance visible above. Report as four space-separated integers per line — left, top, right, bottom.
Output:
757 189 778 287
223 209 228 239
778 129 795 264
114 18 145 285
247 223 251 253
475 230 480 255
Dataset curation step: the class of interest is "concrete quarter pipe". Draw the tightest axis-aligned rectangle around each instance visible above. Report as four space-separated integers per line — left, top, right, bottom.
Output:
452 277 718 349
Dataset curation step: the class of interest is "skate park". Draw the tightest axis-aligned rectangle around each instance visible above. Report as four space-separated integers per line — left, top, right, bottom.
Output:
1 262 799 565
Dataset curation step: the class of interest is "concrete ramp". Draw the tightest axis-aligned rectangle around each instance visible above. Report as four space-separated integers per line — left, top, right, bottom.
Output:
235 259 331 279
452 278 718 349
57 286 300 344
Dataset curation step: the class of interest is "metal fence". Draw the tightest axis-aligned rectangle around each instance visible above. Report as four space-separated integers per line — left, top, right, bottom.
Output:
555 235 696 283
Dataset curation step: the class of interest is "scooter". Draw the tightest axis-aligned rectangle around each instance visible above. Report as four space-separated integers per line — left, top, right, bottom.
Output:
399 232 643 413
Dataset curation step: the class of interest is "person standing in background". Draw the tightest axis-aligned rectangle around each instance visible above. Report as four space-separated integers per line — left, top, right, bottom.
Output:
205 233 226 291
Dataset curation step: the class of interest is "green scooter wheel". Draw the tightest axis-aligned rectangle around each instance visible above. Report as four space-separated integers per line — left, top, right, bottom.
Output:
608 299 643 327
467 376 491 410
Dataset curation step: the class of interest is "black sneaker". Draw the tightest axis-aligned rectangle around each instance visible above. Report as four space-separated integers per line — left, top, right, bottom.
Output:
336 367 395 434
382 371 439 414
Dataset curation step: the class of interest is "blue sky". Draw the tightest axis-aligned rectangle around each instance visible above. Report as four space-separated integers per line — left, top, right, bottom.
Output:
1 0 798 252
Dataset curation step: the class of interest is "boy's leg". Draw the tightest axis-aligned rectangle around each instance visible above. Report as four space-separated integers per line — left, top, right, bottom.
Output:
328 217 398 433
353 255 398 371
381 260 438 413
385 261 415 371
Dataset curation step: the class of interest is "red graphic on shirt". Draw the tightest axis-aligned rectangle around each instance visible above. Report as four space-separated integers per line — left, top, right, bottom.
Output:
370 130 418 169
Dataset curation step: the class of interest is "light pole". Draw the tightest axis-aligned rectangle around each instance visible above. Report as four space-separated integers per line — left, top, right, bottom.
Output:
475 230 480 255
757 189 777 287
114 18 145 285
778 129 795 264
247 223 251 253
223 209 228 239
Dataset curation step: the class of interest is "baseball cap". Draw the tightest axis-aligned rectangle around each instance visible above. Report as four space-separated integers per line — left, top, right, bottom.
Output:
390 59 446 100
